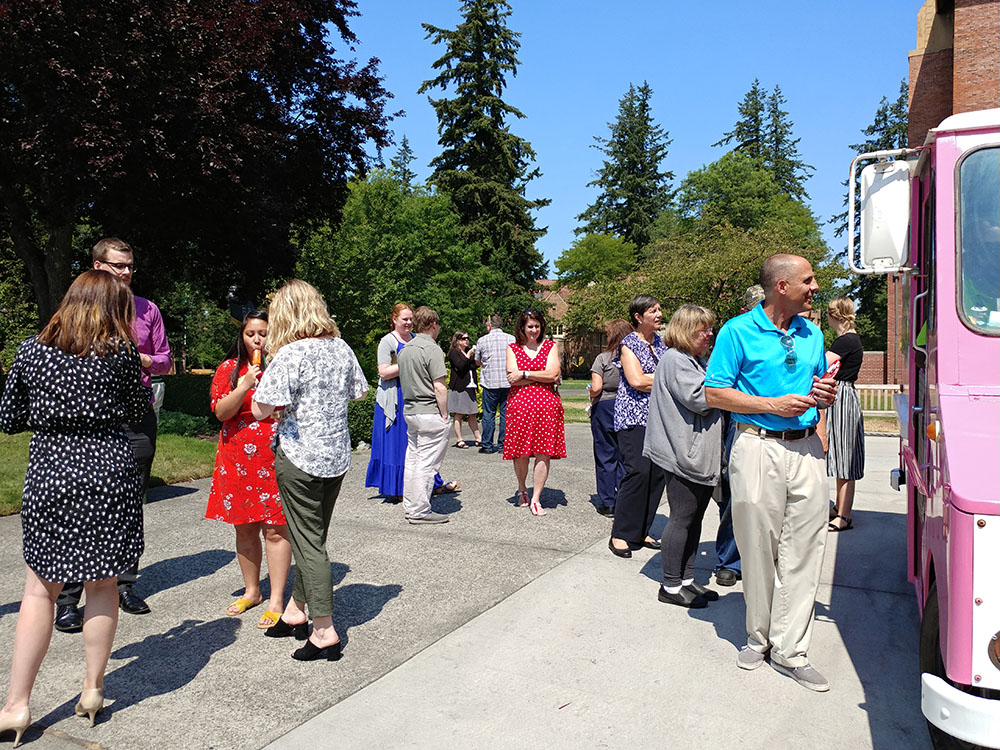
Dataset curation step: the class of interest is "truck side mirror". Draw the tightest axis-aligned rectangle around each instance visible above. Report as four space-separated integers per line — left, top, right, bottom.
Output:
859 160 911 270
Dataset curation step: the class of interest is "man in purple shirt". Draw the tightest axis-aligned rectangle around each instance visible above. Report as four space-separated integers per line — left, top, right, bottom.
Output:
55 238 172 632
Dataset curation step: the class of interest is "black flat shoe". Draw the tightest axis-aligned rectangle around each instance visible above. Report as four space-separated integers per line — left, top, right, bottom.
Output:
608 539 632 558
292 639 342 661
658 587 708 608
55 604 84 633
596 505 615 517
642 539 661 550
265 619 308 640
118 589 150 615
684 580 720 601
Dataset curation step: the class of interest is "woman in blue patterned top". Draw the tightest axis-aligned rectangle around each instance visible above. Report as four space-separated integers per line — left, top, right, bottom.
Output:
609 295 668 558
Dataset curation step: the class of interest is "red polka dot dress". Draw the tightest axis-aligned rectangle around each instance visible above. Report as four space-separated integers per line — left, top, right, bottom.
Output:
503 339 567 460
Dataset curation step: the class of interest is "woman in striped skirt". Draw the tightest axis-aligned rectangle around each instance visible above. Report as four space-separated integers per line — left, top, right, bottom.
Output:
825 298 865 532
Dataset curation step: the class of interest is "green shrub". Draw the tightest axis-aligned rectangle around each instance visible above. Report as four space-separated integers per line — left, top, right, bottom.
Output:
161 374 214 417
158 409 218 438
348 386 376 448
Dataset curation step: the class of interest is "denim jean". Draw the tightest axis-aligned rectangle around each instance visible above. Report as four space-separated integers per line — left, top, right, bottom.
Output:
715 413 741 573
480 387 509 451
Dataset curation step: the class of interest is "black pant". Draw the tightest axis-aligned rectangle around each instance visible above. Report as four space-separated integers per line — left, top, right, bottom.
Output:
611 425 666 545
660 472 714 587
58 407 156 606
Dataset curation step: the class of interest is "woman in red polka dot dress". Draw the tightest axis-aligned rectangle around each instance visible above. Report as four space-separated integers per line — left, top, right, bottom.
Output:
503 309 566 516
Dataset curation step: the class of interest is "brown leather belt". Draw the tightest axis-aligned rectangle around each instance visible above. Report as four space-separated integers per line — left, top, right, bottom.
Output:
738 423 817 441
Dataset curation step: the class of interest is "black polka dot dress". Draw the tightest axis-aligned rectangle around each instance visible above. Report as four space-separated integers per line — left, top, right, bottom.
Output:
0 336 150 583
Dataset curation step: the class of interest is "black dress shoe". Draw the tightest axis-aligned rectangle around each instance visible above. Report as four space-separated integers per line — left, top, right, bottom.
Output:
292 639 342 662
608 539 632 558
715 568 739 587
477 446 493 454
641 539 661 550
265 619 308 640
597 505 615 517
118 589 150 615
55 604 84 633
684 580 720 601
658 586 708 608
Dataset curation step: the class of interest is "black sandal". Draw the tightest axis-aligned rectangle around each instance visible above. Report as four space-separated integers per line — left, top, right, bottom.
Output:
455 441 469 449
828 514 853 532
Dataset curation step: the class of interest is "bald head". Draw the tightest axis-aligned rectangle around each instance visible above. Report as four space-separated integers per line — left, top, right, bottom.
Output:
760 254 808 296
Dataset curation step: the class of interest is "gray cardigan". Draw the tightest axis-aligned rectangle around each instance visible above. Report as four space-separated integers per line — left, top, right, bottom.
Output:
643 347 723 486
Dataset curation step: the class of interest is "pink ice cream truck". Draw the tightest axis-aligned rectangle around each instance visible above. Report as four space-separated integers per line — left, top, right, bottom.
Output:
849 108 1000 749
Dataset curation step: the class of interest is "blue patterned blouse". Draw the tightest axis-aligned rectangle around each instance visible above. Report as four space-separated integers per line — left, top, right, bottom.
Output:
613 331 667 431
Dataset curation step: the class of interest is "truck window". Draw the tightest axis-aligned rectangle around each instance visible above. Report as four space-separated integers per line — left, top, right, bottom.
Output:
958 146 1000 334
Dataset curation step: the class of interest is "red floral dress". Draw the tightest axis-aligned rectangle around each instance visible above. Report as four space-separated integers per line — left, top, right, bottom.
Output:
503 339 567 460
205 359 285 525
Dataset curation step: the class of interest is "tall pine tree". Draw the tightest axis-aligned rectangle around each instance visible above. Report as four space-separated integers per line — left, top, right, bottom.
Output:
830 79 909 349
576 81 673 250
419 0 548 302
764 85 813 200
390 135 418 190
713 78 767 161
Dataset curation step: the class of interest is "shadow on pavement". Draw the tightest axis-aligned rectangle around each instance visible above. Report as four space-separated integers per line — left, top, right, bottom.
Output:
146 484 199 503
138 549 234 597
35 618 240 726
333 582 404 645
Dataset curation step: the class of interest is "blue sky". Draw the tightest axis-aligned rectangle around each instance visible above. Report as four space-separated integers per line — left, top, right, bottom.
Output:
349 1 916 274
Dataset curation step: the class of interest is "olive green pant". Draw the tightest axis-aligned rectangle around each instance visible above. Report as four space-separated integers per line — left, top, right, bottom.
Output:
274 447 344 618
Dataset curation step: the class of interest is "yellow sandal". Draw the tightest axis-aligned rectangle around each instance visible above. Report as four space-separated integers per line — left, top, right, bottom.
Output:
226 597 260 616
257 609 282 629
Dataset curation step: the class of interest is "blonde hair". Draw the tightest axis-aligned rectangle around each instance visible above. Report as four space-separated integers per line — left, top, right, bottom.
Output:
827 297 857 330
38 271 136 357
266 280 340 354
662 304 716 355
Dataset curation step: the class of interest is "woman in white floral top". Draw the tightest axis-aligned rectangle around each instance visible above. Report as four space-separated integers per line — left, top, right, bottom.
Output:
252 280 368 662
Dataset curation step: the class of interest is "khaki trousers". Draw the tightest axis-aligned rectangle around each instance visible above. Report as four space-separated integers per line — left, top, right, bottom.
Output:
402 413 451 518
730 426 828 668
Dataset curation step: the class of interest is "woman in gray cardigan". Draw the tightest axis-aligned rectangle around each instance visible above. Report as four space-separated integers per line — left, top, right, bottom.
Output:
644 305 723 608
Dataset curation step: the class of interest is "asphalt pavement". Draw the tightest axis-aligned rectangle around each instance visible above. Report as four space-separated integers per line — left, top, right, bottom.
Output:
0 426 932 750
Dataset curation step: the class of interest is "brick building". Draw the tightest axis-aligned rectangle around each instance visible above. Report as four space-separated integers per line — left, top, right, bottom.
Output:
886 0 1000 384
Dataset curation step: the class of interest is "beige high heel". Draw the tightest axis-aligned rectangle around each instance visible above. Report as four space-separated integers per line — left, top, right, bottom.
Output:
74 688 104 727
0 706 30 748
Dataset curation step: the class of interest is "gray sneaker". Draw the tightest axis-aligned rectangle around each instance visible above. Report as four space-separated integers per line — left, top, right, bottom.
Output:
406 512 450 525
771 662 830 692
736 646 767 670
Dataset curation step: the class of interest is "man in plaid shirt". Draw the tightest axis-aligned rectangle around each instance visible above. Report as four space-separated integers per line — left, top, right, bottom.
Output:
475 314 515 454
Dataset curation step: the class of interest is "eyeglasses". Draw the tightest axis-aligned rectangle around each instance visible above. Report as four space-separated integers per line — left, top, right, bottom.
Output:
101 260 135 273
780 334 797 366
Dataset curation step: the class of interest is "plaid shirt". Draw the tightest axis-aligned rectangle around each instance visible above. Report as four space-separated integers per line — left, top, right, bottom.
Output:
475 328 515 389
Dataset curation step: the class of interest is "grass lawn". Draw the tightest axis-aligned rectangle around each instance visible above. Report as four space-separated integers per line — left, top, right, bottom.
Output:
0 432 217 517
560 382 591 424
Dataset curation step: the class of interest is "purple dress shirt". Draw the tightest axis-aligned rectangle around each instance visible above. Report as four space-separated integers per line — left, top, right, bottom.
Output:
134 296 171 402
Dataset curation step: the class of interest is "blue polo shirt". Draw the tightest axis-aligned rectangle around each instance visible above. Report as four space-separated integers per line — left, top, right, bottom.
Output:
705 304 827 431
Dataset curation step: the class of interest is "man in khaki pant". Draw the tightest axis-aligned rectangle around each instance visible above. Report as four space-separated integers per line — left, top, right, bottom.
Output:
705 254 837 692
398 306 453 524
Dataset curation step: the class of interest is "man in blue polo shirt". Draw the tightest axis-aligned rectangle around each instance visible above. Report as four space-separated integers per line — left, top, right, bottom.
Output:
705 254 837 692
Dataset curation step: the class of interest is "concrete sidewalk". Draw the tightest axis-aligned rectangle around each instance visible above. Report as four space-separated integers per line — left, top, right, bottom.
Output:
0 426 931 749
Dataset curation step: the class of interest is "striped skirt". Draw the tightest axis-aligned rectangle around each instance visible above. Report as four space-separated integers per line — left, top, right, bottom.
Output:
826 380 865 480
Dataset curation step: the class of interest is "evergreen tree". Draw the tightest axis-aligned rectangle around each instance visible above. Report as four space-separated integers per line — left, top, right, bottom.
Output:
713 78 767 161
575 82 673 250
389 135 419 190
830 79 908 349
418 0 548 298
764 85 814 200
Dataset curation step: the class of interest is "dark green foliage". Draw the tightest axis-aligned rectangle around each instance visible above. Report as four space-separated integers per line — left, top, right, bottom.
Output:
830 79 908 350
714 80 813 200
295 172 492 379
576 82 673 250
161 374 214 417
0 239 38 368
419 0 549 297
157 410 218 438
0 0 393 323
158 282 238 371
390 136 419 190
347 387 376 449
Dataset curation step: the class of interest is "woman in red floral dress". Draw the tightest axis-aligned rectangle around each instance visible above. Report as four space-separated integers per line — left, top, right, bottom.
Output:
205 311 291 629
503 309 566 516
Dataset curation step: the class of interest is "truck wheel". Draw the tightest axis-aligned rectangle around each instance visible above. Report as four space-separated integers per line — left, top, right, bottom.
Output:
919 582 990 750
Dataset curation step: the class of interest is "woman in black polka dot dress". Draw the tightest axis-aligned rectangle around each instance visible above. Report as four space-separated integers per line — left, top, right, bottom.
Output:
0 271 150 740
